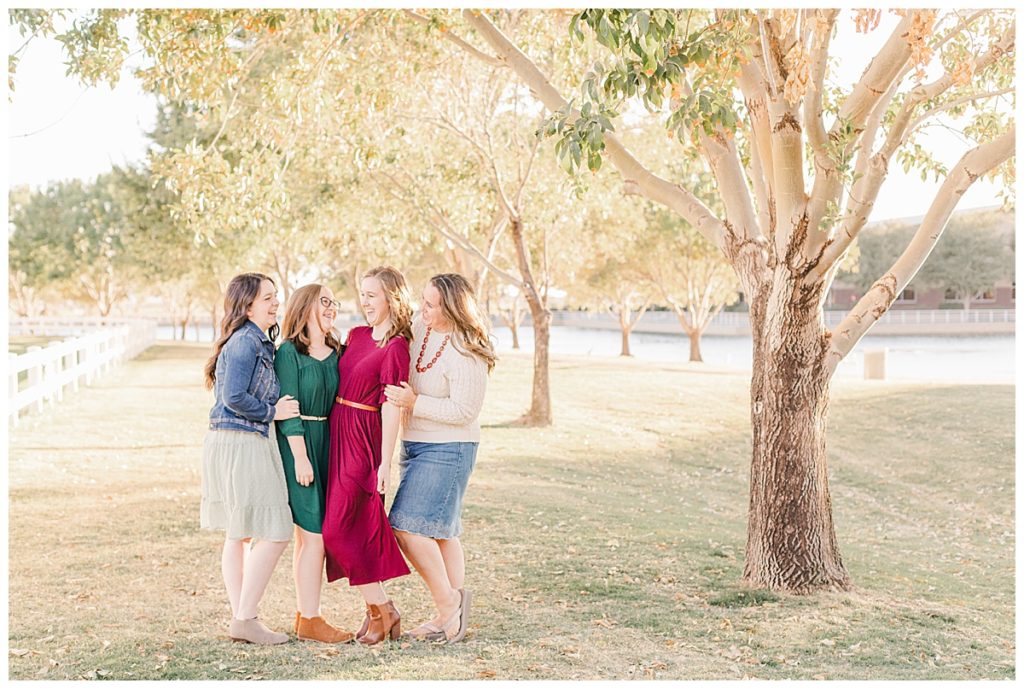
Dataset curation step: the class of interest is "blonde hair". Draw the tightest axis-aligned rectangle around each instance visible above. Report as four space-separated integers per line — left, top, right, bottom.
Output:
430 273 497 373
280 284 341 355
363 265 413 347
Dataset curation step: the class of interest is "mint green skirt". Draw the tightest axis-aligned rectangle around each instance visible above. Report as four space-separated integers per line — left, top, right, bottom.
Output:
200 428 293 542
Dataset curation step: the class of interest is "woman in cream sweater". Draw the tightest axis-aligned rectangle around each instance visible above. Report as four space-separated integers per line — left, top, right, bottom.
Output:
384 273 496 644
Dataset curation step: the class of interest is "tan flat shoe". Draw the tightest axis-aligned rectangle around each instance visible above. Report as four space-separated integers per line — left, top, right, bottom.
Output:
438 589 472 644
229 617 288 645
405 621 445 641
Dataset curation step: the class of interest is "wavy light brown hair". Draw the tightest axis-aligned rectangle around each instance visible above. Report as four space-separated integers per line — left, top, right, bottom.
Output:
204 273 278 390
280 283 342 356
430 273 497 373
363 265 413 347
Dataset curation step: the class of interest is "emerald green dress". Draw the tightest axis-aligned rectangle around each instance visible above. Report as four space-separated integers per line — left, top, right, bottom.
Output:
274 340 340 534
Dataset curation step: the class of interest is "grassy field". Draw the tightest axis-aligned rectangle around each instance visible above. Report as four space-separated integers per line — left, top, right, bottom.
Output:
7 341 1014 680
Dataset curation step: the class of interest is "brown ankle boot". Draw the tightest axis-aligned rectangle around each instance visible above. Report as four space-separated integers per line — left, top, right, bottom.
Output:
357 601 401 645
356 604 371 640
297 615 355 644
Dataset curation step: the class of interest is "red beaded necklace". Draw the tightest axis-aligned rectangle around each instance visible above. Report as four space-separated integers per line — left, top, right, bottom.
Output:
415 327 450 373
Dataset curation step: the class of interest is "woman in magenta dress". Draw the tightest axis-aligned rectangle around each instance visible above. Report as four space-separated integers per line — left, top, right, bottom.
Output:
323 265 412 645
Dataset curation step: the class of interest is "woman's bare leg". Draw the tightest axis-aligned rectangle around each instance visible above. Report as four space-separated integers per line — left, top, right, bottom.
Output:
394 530 460 626
236 539 288 619
437 537 465 590
295 527 327 617
222 537 246 617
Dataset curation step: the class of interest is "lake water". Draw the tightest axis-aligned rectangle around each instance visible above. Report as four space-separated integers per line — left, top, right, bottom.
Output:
158 324 1014 384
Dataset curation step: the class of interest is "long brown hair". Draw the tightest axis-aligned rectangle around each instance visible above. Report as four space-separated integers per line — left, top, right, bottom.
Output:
280 283 342 355
430 273 497 372
204 273 278 390
362 265 413 347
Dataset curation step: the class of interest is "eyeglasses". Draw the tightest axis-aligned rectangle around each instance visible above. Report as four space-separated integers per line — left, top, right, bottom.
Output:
320 296 340 310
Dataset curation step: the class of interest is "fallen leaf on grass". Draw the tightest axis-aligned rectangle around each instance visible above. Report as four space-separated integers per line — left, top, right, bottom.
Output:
10 649 30 657
477 670 497 678
819 639 835 646
593 618 616 629
156 654 170 662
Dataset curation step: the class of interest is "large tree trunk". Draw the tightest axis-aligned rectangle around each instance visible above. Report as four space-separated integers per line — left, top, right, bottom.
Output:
742 277 850 592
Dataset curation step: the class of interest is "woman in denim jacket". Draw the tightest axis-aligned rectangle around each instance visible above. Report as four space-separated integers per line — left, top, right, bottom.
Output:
200 273 301 645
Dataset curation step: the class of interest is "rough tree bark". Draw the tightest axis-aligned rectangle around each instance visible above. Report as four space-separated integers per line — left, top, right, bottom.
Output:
743 270 848 591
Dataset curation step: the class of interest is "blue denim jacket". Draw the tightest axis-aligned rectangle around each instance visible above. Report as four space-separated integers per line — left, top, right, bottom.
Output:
208 320 280 437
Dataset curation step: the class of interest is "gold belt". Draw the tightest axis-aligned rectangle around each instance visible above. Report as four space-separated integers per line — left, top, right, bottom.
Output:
299 415 327 421
336 396 380 412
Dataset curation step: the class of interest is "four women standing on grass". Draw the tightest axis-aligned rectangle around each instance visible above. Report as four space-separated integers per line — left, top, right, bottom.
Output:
200 267 493 646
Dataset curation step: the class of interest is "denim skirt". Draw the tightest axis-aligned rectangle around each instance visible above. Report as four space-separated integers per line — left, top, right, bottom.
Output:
389 441 478 539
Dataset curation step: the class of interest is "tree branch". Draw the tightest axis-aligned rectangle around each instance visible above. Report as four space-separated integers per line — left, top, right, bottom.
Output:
373 168 522 286
833 12 916 134
461 9 728 252
804 9 838 159
404 10 504 67
826 125 1015 373
816 23 1015 276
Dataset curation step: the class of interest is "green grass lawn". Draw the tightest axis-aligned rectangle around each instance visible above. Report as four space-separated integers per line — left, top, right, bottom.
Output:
7 342 1014 679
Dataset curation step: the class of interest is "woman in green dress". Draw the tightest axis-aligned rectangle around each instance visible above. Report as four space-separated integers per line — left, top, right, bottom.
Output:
274 283 353 644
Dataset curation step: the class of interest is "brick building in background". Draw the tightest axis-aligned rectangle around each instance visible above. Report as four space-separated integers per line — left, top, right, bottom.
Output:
827 206 1014 310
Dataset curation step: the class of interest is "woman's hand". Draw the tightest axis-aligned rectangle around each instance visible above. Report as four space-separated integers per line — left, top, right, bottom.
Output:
275 394 300 420
294 456 314 487
377 462 391 495
384 382 417 409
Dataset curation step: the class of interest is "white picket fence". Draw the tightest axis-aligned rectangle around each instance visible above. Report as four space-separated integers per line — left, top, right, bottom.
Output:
8 318 158 425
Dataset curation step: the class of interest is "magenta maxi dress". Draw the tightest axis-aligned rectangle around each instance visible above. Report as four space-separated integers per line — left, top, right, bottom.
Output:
322 326 412 585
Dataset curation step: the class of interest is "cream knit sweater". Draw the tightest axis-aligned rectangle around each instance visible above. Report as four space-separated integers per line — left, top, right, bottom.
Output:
403 317 488 443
